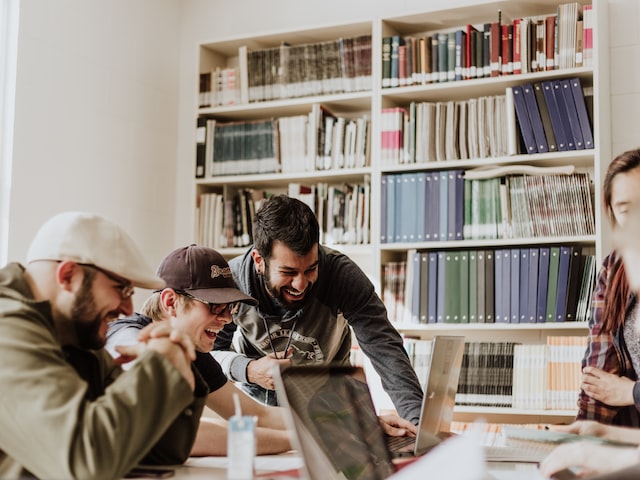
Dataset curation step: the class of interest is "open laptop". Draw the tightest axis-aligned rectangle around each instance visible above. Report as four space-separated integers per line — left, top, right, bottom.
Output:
272 336 465 476
385 335 465 457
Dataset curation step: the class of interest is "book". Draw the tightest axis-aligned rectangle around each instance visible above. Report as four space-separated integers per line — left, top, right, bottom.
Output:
427 252 439 324
510 248 520 323
522 83 549 154
195 117 207 178
558 78 585 150
469 250 478 323
511 85 538 154
569 77 594 150
536 247 550 323
553 245 572 322
518 248 529 323
541 80 569 151
545 246 561 322
532 82 558 152
526 248 539 323
552 80 577 150
489 21 501 77
485 250 495 323
459 250 470 323
476 250 486 323
419 252 429 323
389 35 402 88
564 246 584 322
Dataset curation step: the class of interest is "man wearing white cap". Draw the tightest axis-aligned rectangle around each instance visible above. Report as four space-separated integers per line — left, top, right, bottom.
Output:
106 244 292 456
0 212 208 479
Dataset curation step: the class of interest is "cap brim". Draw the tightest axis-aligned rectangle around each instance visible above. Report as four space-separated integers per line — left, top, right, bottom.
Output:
130 274 166 290
186 287 258 306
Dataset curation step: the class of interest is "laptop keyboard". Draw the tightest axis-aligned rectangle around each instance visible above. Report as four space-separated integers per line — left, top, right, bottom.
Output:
386 434 415 451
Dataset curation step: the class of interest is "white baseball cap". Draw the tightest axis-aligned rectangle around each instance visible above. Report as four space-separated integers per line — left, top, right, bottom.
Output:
26 211 165 290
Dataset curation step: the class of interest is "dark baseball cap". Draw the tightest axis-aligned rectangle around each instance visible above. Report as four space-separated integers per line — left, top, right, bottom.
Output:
156 244 257 306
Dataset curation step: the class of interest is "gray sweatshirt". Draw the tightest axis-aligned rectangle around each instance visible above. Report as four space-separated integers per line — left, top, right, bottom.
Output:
212 245 423 424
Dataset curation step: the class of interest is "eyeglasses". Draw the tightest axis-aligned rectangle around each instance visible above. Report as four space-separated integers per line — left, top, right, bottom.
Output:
177 291 240 316
80 264 135 300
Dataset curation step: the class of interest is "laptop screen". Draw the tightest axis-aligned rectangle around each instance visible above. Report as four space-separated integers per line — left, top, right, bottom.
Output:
275 365 396 480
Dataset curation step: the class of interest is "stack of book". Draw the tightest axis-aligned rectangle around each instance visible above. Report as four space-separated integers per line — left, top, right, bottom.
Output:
380 169 594 244
381 2 592 89
385 246 597 325
510 78 594 155
195 105 370 178
400 337 586 411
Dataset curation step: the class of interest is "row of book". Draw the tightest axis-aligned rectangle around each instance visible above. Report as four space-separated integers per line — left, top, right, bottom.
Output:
512 78 593 155
381 169 595 244
198 35 373 108
382 2 591 88
195 105 370 178
195 184 371 249
404 336 586 410
383 246 597 325
380 76 593 167
380 94 512 165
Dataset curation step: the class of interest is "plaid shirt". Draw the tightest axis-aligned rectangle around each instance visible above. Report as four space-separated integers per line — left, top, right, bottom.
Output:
577 251 640 426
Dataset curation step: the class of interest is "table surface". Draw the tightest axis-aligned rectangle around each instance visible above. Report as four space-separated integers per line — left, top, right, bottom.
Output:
141 455 546 480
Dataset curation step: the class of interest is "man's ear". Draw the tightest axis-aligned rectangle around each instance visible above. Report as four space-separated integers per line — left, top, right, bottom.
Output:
251 248 264 275
55 261 80 292
160 288 179 313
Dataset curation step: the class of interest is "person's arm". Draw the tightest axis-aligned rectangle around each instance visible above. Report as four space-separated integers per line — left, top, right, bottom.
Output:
190 416 292 456
207 381 287 429
539 442 639 478
330 255 423 424
552 420 640 445
0 316 204 479
577 253 626 423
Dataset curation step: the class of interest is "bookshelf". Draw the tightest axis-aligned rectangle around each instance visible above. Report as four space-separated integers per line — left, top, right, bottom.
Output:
192 0 610 424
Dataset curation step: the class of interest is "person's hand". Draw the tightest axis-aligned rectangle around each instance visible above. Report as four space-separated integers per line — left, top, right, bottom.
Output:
539 442 639 478
548 420 607 437
378 414 417 437
115 322 196 390
581 366 635 406
246 349 292 390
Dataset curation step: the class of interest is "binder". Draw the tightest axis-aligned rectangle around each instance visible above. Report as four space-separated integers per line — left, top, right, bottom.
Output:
533 82 558 151
553 245 572 322
518 248 530 323
522 83 549 153
559 79 585 150
536 247 550 322
510 248 521 323
541 80 569 151
552 80 577 150
427 252 439 323
511 85 538 154
545 246 561 322
526 248 539 323
570 77 595 149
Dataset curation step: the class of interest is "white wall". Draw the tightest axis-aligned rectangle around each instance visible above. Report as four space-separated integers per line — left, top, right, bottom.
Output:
8 0 640 287
9 0 183 305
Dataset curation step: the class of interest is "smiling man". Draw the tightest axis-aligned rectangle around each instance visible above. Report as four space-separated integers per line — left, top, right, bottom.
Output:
106 244 292 456
212 194 424 427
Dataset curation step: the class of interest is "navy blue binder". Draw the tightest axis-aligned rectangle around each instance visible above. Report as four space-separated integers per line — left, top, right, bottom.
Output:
522 83 549 153
511 85 538 154
570 77 594 150
518 248 530 323
536 247 551 323
541 80 569 151
559 79 585 150
554 246 572 322
526 248 539 323
510 248 521 323
552 80 577 150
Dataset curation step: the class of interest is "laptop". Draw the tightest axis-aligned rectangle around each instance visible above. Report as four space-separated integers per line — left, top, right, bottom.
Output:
385 335 465 457
275 336 464 480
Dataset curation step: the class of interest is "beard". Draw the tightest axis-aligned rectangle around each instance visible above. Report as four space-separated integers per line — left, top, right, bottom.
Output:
263 261 311 312
70 273 108 350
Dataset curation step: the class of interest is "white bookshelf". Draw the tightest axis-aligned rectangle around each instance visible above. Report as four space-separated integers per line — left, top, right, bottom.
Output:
192 0 609 424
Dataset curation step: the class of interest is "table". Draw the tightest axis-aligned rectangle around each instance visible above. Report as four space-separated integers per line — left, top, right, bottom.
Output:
152 456 546 480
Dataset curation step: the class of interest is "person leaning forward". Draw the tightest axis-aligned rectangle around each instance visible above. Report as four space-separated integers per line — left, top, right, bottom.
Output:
213 194 423 430
0 212 208 479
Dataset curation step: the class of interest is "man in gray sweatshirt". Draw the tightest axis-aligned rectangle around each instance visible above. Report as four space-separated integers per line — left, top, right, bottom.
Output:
213 194 423 425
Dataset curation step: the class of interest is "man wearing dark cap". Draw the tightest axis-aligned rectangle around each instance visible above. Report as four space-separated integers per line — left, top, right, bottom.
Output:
106 244 292 456
0 212 206 479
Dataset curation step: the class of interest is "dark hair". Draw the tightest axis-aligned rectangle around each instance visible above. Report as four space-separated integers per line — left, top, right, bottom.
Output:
601 148 640 334
252 194 320 261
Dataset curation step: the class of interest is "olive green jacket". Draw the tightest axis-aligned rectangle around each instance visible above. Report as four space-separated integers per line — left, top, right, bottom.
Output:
0 263 208 479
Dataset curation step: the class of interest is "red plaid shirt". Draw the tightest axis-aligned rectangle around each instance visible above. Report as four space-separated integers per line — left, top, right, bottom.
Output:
577 251 640 426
